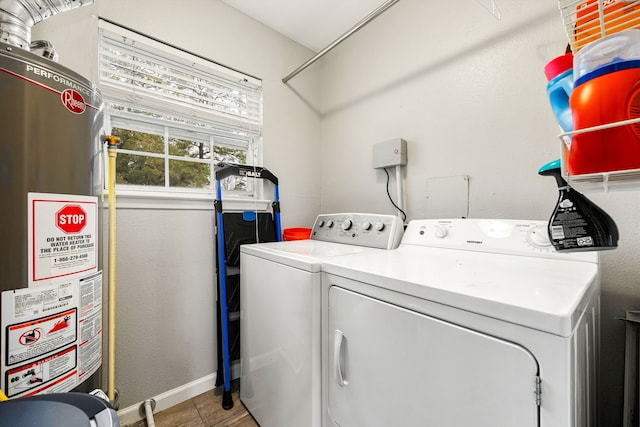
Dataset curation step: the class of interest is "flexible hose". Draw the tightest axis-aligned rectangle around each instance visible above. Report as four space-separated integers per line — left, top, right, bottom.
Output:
0 0 94 49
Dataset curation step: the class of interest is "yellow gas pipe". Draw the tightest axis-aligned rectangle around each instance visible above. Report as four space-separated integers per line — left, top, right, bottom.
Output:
104 135 120 405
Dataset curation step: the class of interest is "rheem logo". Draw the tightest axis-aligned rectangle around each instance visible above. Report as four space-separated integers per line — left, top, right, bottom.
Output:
61 89 86 114
56 205 87 234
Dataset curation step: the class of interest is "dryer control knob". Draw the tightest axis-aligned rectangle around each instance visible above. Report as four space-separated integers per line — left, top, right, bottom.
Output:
435 225 448 238
342 219 353 230
362 221 372 231
327 220 334 228
374 222 385 232
317 220 325 227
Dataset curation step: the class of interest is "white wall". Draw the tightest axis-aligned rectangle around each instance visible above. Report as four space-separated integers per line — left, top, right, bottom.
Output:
32 0 640 424
317 1 640 425
319 0 563 217
32 0 322 411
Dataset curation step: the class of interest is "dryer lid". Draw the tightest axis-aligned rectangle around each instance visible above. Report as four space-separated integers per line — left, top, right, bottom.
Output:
322 244 599 337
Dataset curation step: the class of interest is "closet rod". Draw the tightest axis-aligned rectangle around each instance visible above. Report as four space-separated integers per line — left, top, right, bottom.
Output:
282 0 400 83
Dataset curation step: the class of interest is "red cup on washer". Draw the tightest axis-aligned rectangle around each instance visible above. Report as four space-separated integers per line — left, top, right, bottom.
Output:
283 227 312 241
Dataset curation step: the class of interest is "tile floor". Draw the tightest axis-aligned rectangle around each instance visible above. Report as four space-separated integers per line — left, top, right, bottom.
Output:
123 389 258 427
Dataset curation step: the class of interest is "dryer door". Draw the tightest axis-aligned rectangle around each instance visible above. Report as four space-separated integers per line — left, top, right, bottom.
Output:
328 287 539 427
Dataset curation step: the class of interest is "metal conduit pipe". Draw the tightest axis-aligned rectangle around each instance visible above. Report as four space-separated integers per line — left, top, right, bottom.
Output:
0 0 93 50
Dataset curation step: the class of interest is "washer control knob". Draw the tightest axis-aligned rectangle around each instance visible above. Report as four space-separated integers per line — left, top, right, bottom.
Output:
342 219 353 230
362 221 372 231
327 220 334 228
374 222 385 232
317 220 325 227
527 225 551 247
435 225 448 238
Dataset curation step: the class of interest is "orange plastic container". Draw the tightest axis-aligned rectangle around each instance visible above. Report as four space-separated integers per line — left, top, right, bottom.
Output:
283 227 312 241
569 62 640 175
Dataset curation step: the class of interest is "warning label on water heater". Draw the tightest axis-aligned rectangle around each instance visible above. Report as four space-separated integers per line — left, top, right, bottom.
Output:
28 193 98 286
0 272 103 397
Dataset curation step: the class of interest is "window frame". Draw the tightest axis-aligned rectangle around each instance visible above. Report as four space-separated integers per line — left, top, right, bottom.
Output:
98 20 264 201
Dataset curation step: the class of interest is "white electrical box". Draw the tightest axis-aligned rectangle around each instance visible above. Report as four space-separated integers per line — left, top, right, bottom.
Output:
372 138 407 169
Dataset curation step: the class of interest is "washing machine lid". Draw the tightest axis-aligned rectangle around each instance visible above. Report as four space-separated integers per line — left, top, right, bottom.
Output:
240 240 378 272
321 245 599 337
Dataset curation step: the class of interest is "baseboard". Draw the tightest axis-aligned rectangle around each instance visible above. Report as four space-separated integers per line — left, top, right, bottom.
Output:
116 373 217 425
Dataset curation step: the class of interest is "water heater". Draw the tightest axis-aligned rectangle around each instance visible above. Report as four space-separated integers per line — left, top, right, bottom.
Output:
0 39 104 397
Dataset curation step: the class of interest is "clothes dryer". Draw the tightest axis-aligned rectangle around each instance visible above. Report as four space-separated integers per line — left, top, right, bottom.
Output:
321 218 599 427
239 213 404 427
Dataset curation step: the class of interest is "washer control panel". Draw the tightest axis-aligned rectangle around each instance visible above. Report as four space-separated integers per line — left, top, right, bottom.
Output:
402 219 598 262
311 213 404 249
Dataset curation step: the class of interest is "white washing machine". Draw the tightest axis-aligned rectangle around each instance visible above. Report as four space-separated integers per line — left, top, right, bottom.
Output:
239 213 404 427
320 218 600 427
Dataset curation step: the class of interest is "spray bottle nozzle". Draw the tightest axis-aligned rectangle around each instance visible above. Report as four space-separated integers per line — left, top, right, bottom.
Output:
538 159 568 188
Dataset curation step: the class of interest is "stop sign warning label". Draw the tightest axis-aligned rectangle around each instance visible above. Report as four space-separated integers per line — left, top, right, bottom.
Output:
56 205 87 234
28 193 98 285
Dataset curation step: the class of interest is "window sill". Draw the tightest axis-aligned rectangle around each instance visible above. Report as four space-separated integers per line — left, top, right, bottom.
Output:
101 188 271 211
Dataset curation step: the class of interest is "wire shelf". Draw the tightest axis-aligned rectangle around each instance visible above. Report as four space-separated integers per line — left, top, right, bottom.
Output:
559 0 640 52
564 166 640 192
559 116 640 192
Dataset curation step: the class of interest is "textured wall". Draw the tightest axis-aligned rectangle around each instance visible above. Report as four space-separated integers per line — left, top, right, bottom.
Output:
318 1 639 425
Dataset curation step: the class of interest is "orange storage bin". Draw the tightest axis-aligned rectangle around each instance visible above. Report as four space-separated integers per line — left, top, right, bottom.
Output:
574 0 640 51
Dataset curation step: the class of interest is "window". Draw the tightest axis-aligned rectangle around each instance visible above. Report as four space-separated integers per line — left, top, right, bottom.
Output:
98 20 262 196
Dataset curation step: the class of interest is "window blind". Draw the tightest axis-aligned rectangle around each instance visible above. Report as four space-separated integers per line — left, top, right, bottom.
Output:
98 20 262 136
